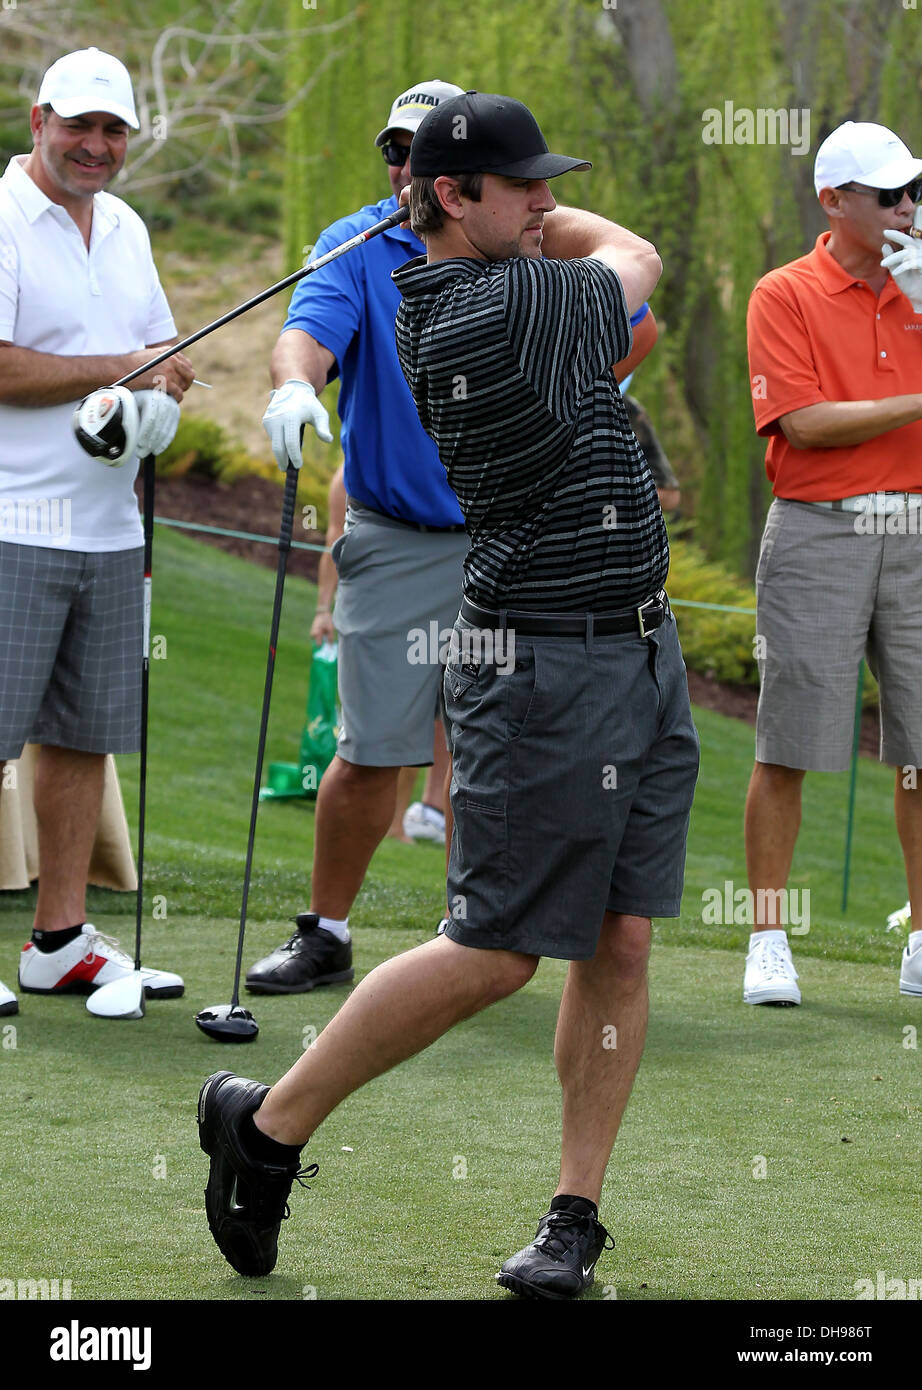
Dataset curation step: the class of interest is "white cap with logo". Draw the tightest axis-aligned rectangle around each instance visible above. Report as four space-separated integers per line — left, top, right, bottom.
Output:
375 79 465 147
37 47 139 130
814 121 922 195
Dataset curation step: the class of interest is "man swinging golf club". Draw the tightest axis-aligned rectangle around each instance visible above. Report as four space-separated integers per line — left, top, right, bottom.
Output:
0 48 190 1015
198 92 698 1301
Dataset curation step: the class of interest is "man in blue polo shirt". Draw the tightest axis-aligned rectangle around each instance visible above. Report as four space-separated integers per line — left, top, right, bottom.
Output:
247 81 468 994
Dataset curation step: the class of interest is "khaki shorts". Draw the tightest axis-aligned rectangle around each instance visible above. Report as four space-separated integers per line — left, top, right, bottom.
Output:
755 498 922 771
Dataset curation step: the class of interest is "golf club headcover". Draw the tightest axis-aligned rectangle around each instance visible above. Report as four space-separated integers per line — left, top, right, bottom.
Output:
134 388 181 457
73 385 140 466
262 379 333 470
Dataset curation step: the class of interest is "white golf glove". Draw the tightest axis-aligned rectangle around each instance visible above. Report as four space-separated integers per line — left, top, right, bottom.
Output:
134 388 181 457
262 378 333 470
881 230 922 312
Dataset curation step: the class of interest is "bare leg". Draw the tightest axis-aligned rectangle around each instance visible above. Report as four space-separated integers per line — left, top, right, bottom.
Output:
894 769 922 926
744 761 806 929
255 935 538 1144
309 757 400 919
554 912 650 1206
386 765 418 842
33 746 105 932
420 718 450 814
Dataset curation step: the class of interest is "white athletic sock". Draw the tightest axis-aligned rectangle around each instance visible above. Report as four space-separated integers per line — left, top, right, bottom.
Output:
317 915 350 944
908 930 922 956
749 928 788 950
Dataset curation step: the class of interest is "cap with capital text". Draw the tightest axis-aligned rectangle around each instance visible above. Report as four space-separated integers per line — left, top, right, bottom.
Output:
375 80 465 147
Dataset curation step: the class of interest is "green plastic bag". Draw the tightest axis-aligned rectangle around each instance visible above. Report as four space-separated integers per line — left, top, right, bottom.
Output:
298 641 340 798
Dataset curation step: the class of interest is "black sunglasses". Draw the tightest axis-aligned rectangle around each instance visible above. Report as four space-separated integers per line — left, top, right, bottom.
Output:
837 178 922 208
381 140 412 168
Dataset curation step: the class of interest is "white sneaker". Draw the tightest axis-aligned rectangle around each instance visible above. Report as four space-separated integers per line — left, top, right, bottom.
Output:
403 801 446 845
0 979 17 1016
18 924 184 999
743 934 801 1006
887 901 912 932
899 944 922 996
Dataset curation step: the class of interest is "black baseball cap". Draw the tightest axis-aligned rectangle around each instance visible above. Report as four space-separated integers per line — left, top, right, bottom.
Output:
409 91 591 179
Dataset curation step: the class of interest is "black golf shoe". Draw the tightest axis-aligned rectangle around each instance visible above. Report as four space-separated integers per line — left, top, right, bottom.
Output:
496 1201 614 1300
245 913 354 994
197 1070 317 1276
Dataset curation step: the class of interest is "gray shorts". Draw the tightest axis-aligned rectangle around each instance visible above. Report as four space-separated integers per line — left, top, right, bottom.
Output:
0 542 143 759
442 611 700 960
755 499 922 771
331 502 468 766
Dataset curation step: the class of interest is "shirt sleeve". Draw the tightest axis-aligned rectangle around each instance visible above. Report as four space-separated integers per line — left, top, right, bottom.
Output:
282 221 364 379
747 276 826 437
0 222 18 341
145 264 176 345
502 256 632 420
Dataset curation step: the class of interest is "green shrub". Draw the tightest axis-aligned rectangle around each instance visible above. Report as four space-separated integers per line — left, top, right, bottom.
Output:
666 529 878 708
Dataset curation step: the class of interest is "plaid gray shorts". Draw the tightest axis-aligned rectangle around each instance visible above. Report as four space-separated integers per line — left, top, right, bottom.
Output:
755 499 922 771
0 542 143 759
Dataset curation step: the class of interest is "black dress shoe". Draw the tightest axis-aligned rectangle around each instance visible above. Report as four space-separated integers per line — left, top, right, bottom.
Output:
245 913 354 994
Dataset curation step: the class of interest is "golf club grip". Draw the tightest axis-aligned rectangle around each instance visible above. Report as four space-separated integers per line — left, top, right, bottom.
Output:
231 466 299 1004
112 205 411 391
279 460 298 554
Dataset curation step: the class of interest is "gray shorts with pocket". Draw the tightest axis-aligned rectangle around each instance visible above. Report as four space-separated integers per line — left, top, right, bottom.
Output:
441 611 700 960
0 542 143 759
331 502 469 766
755 498 922 771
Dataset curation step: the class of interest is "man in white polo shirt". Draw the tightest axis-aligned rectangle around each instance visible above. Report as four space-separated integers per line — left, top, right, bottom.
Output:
0 48 193 1016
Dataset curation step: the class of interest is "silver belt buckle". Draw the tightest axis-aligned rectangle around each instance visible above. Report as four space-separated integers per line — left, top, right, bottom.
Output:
637 594 658 639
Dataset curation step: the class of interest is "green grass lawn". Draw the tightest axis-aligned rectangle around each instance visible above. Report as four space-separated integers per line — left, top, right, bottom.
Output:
0 528 917 1302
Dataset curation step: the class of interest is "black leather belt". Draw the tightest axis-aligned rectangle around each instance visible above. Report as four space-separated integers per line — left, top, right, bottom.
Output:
346 496 466 533
460 591 670 638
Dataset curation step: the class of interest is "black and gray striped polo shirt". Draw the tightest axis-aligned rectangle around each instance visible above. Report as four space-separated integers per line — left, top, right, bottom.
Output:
393 253 668 612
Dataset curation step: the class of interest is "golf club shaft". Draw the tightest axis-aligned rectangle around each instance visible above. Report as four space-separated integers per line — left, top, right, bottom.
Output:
230 464 300 1008
113 204 411 391
136 454 155 973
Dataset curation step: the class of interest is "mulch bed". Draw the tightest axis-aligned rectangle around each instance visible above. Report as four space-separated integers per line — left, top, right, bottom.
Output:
143 473 882 757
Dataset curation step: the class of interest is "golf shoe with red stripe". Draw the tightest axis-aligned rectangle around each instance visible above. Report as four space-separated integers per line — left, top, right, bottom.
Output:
18 923 183 998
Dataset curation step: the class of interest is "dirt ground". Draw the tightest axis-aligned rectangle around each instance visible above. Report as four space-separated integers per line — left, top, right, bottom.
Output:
159 241 286 463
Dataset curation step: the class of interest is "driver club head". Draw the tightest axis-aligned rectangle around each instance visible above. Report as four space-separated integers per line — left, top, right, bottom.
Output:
194 1003 259 1042
86 972 146 1020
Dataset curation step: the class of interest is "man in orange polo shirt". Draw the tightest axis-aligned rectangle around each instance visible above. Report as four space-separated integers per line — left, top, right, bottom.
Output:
744 121 922 1006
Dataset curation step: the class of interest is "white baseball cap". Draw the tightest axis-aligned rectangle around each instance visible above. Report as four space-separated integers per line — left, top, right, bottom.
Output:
814 121 922 195
374 79 465 147
37 47 139 130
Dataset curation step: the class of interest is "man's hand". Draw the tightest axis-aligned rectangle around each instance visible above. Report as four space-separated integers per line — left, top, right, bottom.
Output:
262 378 333 470
134 389 181 457
881 230 922 312
311 609 336 644
121 348 195 400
